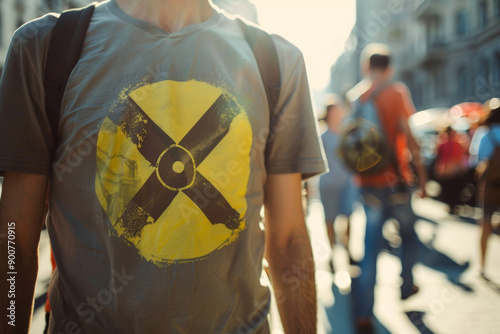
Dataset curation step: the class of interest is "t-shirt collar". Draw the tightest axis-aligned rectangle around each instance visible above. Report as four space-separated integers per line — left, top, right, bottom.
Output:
107 0 220 38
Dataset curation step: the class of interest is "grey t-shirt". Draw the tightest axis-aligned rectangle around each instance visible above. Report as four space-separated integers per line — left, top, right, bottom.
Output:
0 1 326 332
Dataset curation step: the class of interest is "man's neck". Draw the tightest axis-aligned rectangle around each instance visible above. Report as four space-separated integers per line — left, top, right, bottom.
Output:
115 0 213 33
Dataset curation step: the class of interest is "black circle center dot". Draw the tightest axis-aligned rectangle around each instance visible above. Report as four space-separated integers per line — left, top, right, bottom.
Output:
156 145 196 191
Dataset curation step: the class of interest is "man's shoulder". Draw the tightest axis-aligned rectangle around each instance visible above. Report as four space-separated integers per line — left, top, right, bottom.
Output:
388 81 409 93
11 2 111 50
345 79 403 103
11 13 58 48
366 81 409 106
268 33 302 59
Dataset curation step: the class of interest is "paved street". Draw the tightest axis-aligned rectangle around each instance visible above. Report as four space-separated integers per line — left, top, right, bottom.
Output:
310 194 500 334
27 191 500 334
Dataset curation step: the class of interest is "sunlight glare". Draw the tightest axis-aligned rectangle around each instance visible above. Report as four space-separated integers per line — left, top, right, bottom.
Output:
251 0 356 90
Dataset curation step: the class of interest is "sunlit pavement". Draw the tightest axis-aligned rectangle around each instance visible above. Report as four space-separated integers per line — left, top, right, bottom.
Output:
29 195 500 333
308 194 500 334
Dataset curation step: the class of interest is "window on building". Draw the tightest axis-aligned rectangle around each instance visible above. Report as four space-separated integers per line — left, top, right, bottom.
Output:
426 17 445 47
15 0 25 14
479 0 489 28
494 52 500 83
433 68 445 100
479 57 491 83
495 0 500 19
456 10 468 37
458 66 469 97
43 0 57 11
428 73 436 101
16 16 24 29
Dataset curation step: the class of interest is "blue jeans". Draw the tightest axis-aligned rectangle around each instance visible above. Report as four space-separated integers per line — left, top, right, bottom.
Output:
352 186 419 319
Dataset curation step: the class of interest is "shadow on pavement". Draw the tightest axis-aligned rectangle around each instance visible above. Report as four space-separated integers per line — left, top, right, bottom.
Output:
325 282 390 334
381 235 472 292
33 276 51 313
414 214 473 292
418 237 472 292
325 211 471 334
371 316 390 334
406 311 436 334
326 282 355 334
34 292 47 312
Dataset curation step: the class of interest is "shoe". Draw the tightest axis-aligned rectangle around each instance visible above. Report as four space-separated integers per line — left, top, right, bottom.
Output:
401 284 419 300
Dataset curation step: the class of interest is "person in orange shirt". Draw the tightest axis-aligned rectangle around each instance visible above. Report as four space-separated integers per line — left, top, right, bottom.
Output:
346 43 427 332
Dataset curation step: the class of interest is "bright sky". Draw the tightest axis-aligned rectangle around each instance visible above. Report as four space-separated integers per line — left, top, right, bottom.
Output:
251 0 356 90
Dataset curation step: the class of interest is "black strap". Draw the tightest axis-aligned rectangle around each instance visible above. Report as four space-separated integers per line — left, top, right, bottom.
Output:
367 80 392 101
238 20 281 118
45 4 95 156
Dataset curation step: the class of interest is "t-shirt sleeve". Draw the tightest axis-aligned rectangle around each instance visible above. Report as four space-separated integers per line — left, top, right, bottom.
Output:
264 36 327 180
478 131 494 162
0 15 57 174
395 82 416 119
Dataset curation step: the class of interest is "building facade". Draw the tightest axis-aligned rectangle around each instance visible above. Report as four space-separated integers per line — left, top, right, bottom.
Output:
330 0 500 110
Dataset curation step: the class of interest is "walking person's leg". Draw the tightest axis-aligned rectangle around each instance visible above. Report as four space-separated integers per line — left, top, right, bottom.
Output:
342 180 359 257
320 183 337 248
353 188 388 324
319 183 341 272
390 191 419 299
480 210 493 276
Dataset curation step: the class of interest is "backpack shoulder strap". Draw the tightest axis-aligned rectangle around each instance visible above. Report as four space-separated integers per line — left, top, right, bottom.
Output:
44 4 95 156
237 19 281 118
367 80 392 101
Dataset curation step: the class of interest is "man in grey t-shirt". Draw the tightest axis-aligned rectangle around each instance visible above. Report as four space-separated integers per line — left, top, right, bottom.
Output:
0 0 326 333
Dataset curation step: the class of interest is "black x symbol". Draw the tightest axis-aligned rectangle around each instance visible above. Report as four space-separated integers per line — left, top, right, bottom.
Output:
108 93 243 239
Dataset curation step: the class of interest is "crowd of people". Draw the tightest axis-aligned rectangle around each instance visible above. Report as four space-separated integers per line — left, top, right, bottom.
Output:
316 43 425 333
316 44 500 333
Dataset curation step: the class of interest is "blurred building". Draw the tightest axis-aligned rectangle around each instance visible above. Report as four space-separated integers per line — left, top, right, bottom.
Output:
330 0 500 110
329 0 416 100
0 0 91 74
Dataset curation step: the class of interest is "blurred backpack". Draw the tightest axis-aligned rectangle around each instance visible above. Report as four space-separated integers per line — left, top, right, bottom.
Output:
339 83 394 175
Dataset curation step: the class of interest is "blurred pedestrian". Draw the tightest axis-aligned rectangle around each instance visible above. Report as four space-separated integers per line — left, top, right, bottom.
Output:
434 126 469 211
344 43 427 332
319 94 359 267
474 98 500 278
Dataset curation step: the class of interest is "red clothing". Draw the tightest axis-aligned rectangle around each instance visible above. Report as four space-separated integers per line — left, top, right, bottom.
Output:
44 250 56 313
434 133 467 179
